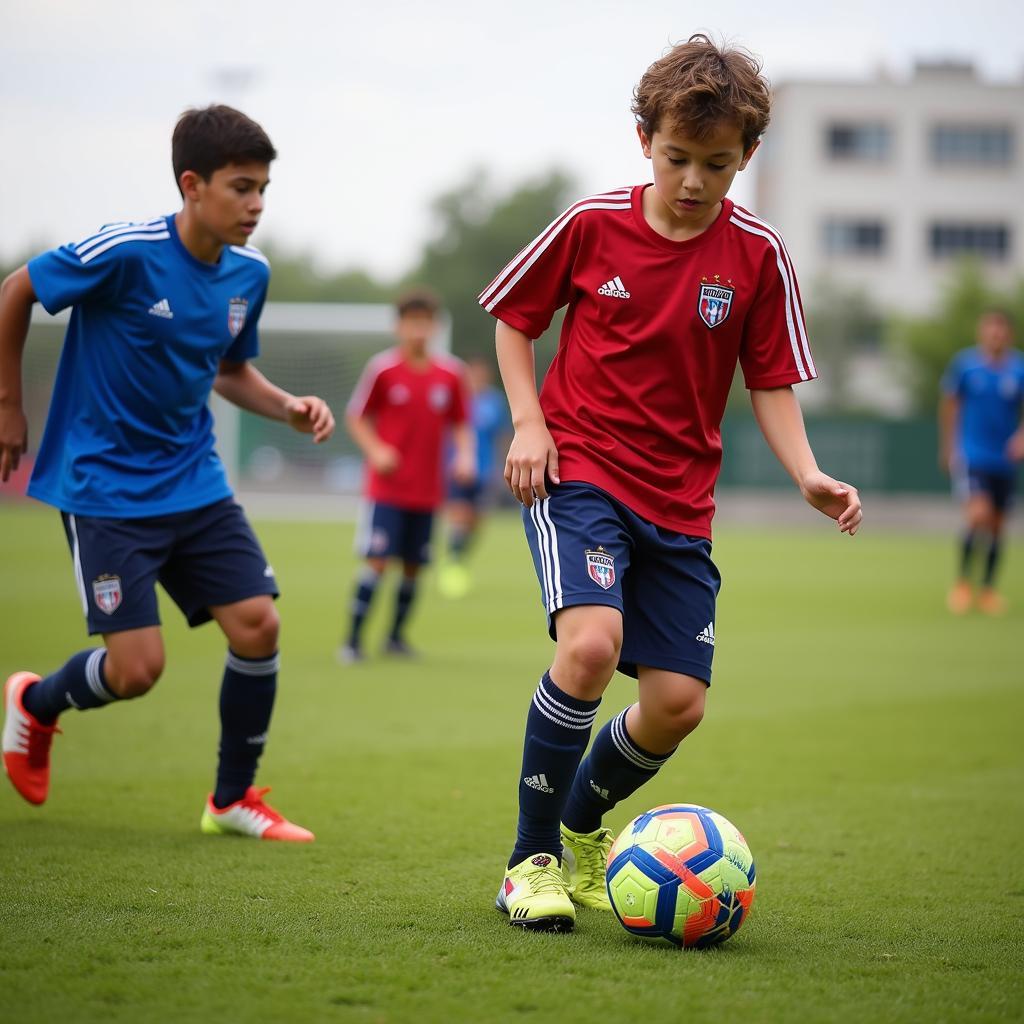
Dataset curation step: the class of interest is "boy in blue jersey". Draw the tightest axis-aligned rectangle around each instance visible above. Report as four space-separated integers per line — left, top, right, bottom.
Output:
940 309 1024 615
0 105 334 840
439 356 510 598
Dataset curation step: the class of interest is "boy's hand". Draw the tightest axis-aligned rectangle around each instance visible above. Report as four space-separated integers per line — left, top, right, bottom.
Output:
285 396 335 444
505 419 559 507
369 443 400 475
0 403 28 483
453 451 476 486
799 470 862 536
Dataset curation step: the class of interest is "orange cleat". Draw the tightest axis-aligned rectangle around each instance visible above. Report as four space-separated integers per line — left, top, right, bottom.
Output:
976 588 1007 616
2 672 59 806
200 786 315 842
946 580 973 615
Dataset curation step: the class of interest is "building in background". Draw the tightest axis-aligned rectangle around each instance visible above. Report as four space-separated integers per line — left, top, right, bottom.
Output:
757 61 1024 314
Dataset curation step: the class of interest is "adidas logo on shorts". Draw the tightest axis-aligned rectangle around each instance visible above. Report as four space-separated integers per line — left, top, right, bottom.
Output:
696 621 715 646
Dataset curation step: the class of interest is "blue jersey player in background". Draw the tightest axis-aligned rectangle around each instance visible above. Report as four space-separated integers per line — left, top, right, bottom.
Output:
940 309 1024 615
0 105 335 840
439 356 509 598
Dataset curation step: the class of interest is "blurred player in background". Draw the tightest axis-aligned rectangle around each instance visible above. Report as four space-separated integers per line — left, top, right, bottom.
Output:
0 105 334 840
342 289 475 661
940 309 1024 614
481 34 862 932
438 356 510 598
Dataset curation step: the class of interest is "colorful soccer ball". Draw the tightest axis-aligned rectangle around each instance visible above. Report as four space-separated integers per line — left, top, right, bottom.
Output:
606 804 756 948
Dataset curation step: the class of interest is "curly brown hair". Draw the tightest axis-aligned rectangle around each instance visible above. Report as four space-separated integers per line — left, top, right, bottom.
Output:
632 34 771 151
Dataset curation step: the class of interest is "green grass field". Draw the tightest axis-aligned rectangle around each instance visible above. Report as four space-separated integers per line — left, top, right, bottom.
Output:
1 501 1023 1023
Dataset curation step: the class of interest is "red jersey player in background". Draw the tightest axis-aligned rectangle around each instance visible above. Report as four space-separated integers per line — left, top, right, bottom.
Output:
341 289 474 662
482 34 863 932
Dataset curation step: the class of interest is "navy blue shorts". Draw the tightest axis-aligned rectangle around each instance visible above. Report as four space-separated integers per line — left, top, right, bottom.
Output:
448 479 485 506
523 482 721 684
356 500 434 565
957 466 1017 513
62 498 279 635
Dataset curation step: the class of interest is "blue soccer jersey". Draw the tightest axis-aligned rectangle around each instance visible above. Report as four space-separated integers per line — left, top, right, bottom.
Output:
27 215 269 517
942 347 1024 475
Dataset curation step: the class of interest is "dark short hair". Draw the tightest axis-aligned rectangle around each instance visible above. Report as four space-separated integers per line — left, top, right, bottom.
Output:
395 287 441 318
633 34 771 151
172 105 277 196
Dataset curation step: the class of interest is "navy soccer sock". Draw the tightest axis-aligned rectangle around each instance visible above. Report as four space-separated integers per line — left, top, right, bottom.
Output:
509 672 601 867
22 649 118 725
213 650 278 809
347 567 382 648
389 576 418 641
983 536 1003 587
449 526 472 562
959 529 978 579
562 707 675 835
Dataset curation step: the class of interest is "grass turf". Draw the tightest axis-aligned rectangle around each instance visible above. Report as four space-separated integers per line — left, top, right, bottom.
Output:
1 500 1022 1023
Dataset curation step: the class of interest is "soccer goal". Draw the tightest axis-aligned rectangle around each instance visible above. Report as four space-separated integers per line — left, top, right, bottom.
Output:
19 303 451 510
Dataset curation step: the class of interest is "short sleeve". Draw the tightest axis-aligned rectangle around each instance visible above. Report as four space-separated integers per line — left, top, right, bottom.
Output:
940 354 966 397
739 246 817 389
224 282 267 363
477 207 581 340
27 241 126 314
347 358 386 417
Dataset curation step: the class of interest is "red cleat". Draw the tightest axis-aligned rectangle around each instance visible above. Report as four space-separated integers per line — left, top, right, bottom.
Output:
200 786 315 842
3 672 59 806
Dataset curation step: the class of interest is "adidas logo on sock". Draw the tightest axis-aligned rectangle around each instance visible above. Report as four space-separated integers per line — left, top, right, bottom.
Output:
148 298 174 319
590 779 610 800
597 276 630 299
524 773 554 794
696 621 715 646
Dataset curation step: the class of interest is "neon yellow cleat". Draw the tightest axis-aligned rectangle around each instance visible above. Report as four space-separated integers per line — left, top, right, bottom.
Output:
496 853 575 931
561 824 614 910
438 562 472 599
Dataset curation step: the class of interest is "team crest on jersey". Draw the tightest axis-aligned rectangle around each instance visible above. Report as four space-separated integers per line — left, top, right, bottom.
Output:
92 574 122 615
697 276 734 329
227 297 248 338
585 548 615 589
429 384 451 413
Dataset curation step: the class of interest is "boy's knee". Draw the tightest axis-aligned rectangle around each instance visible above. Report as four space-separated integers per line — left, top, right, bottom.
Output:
236 604 280 655
105 653 164 699
564 629 621 683
658 689 706 741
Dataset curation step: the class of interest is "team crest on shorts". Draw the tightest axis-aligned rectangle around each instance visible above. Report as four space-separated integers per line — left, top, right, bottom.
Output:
92 574 123 615
585 547 615 589
697 276 734 329
228 297 248 338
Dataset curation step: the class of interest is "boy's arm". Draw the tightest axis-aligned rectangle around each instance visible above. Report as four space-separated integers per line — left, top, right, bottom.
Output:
344 412 399 475
750 386 862 535
938 393 959 473
0 267 37 482
213 359 334 443
495 319 559 507
451 422 477 485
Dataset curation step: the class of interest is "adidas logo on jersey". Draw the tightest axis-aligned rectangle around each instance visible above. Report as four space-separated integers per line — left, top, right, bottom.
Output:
524 773 554 794
148 298 174 319
597 276 630 299
696 621 715 646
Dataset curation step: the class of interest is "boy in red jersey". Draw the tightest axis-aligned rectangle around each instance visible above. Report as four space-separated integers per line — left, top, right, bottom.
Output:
482 35 863 931
341 289 474 661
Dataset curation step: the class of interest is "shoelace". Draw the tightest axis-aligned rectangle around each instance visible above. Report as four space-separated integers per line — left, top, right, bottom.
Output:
238 786 284 823
572 830 613 887
26 722 59 769
524 862 568 895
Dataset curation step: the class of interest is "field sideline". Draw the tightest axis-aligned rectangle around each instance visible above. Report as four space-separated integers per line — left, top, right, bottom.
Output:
1 502 1022 1023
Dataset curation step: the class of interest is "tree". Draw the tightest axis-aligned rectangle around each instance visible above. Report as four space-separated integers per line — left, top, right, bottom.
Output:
408 169 578 360
889 261 1024 413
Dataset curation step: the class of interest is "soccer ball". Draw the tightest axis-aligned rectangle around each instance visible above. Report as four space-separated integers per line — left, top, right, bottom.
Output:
606 804 756 948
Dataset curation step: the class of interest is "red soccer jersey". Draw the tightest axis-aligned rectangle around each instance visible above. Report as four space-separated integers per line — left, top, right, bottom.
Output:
479 185 816 538
347 348 468 511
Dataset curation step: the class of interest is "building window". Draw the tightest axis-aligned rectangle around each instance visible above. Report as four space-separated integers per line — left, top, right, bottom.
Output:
823 218 887 256
931 124 1013 166
826 122 890 161
929 223 1010 260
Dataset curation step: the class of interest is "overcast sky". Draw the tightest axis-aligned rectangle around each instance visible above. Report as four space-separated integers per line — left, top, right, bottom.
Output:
2 0 1022 278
